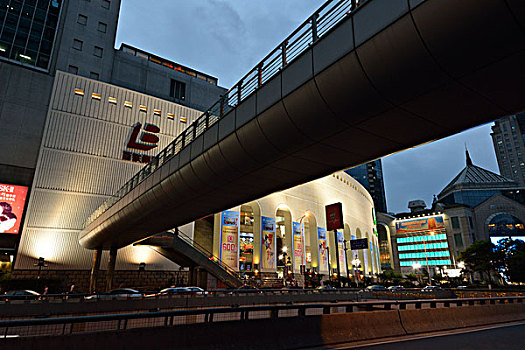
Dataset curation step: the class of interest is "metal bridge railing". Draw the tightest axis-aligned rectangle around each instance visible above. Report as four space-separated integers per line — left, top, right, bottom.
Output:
84 0 367 228
168 230 245 284
1 296 523 338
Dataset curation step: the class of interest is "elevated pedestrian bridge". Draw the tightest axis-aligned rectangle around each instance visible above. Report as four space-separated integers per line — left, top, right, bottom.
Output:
80 0 525 249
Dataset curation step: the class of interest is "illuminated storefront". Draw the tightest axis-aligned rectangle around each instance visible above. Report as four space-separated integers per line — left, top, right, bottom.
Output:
394 215 452 273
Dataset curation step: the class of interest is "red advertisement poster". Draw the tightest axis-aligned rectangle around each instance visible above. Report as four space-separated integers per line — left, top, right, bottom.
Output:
0 183 28 234
325 203 343 231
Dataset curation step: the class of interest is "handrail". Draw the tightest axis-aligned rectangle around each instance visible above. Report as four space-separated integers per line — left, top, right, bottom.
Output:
171 229 244 283
1 296 523 338
83 0 367 228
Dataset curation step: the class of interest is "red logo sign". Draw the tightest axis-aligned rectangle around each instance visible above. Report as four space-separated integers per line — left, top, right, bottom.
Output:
127 123 160 151
123 123 160 164
325 202 343 231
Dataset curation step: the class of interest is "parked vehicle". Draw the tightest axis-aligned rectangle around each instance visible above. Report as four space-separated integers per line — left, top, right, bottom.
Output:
2 290 41 301
421 286 442 292
387 286 406 292
316 285 336 291
186 286 207 295
85 288 142 300
365 285 387 292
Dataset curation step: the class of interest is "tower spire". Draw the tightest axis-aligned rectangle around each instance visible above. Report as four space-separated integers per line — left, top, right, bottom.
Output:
465 147 473 167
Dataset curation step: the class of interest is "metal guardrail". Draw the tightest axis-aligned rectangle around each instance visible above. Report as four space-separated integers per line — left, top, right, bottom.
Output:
84 0 367 228
1 296 523 339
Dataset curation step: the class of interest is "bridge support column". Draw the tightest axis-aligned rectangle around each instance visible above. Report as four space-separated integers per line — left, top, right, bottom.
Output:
106 247 118 291
89 248 102 294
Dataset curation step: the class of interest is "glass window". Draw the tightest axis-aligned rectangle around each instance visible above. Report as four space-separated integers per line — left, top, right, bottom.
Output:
454 233 463 248
68 65 78 74
90 71 99 80
170 79 186 100
77 14 87 25
98 21 107 33
93 46 103 58
101 0 110 9
73 39 83 51
451 216 460 229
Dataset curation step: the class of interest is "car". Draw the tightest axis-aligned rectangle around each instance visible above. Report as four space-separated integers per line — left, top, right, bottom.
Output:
365 285 387 292
457 285 468 290
154 287 191 296
316 285 337 291
85 288 143 300
387 286 406 292
186 286 207 295
2 290 41 301
421 286 442 292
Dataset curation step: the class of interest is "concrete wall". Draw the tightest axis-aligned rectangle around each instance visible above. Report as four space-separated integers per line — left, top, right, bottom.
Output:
3 303 524 349
52 0 121 81
111 50 227 111
15 71 204 271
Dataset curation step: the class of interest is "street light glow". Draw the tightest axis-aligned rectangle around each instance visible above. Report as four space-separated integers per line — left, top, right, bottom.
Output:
413 262 422 269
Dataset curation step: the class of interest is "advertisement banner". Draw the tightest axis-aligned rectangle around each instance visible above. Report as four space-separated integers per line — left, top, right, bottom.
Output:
0 183 28 234
317 227 329 272
337 231 347 275
325 203 343 231
261 216 276 270
292 222 304 272
220 211 239 269
395 215 445 234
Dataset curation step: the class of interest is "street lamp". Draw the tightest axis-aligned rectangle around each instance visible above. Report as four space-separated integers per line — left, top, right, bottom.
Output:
421 231 435 286
412 262 422 285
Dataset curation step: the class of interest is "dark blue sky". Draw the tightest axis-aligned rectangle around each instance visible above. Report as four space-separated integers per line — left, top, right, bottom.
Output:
115 0 500 213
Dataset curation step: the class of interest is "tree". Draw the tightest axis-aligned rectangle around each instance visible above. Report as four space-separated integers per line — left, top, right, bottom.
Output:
495 238 525 283
458 240 502 284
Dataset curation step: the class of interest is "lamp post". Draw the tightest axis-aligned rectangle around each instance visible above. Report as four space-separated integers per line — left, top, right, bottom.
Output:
412 262 422 285
421 231 435 286
343 240 351 286
34 257 48 279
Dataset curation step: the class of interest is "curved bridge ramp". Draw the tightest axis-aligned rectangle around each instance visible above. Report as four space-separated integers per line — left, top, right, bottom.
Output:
80 0 525 249
136 232 244 288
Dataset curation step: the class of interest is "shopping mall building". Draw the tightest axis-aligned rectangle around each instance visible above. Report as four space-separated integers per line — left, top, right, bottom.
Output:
0 0 382 290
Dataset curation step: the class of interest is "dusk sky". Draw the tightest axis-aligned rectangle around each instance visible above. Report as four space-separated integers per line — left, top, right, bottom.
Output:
115 0 501 214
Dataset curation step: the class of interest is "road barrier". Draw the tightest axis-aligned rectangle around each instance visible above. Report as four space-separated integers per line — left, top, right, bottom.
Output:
1 296 524 349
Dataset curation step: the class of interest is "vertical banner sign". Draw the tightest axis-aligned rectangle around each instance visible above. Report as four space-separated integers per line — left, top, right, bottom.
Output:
317 227 329 272
261 216 276 270
292 222 304 272
0 183 28 234
325 203 344 231
220 211 239 269
337 231 347 275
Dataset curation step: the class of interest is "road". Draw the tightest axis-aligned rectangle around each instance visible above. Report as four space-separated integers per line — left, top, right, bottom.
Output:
322 322 525 350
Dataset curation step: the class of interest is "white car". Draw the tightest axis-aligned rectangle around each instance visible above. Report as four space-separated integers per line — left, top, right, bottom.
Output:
85 288 143 300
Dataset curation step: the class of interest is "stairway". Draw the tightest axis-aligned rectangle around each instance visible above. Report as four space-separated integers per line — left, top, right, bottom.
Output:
136 231 244 288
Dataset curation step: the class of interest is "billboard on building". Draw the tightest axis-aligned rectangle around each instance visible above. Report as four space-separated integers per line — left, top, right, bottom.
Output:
292 222 304 272
0 183 28 235
317 227 329 272
337 231 347 275
220 211 239 269
261 216 276 270
395 215 445 234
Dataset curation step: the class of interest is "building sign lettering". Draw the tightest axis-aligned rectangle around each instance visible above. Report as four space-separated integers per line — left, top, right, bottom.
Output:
123 122 160 164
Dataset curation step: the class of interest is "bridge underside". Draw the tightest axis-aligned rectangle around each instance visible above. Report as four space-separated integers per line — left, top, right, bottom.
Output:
80 0 525 249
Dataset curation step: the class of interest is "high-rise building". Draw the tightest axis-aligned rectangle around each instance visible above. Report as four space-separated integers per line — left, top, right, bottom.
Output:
0 0 226 272
491 113 525 187
345 160 388 213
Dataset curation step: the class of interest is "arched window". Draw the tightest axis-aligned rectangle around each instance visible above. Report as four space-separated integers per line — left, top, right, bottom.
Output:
488 213 525 237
